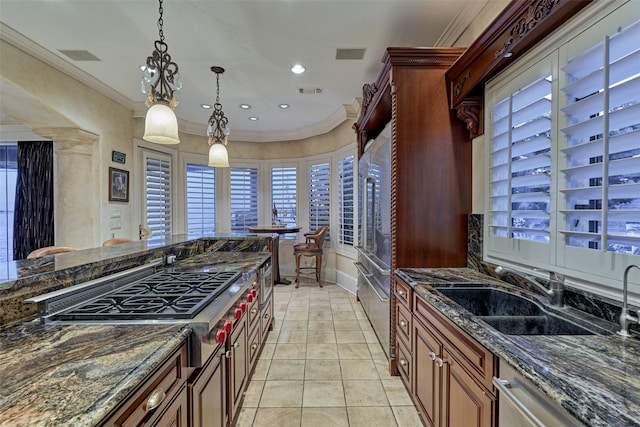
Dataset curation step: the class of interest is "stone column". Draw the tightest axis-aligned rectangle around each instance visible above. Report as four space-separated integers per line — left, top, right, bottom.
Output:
33 127 99 249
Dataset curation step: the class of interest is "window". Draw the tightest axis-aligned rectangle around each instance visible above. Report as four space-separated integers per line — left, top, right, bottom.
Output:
485 3 640 295
308 162 330 239
143 149 172 243
230 166 258 232
0 144 17 272
338 155 355 246
560 19 640 256
271 166 297 230
489 74 552 245
186 163 215 236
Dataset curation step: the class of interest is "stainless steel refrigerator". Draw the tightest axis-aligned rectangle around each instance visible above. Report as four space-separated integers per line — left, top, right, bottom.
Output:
355 122 391 357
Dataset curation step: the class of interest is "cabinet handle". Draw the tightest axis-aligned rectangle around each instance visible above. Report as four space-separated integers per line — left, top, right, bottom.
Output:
399 319 407 328
435 357 444 368
251 308 258 315
398 289 405 297
429 351 436 361
144 388 166 412
233 342 241 349
399 358 407 367
225 350 232 359
264 313 270 320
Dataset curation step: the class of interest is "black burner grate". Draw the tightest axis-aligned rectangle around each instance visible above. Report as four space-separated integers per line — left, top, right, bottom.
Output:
54 270 241 321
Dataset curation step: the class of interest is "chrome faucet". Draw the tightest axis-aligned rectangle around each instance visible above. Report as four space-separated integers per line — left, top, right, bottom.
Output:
495 266 565 307
618 264 640 337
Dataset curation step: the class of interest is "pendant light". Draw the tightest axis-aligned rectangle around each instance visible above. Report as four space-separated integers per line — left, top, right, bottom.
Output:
207 66 230 168
141 0 182 145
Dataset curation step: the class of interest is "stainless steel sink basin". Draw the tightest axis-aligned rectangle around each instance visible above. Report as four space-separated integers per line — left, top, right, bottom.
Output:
436 287 595 336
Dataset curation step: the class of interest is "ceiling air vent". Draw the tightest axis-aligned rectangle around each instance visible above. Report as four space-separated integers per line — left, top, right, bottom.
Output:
298 87 323 94
336 48 366 60
58 50 101 61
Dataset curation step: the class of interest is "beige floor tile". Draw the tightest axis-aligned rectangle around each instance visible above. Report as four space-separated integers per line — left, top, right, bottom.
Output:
303 380 346 407
301 407 349 427
335 329 366 343
308 320 335 330
358 319 375 331
340 359 379 380
369 343 388 362
333 311 357 321
278 329 308 344
337 343 371 360
307 329 336 344
234 407 256 427
272 343 307 359
259 343 276 360
306 343 339 359
383 378 414 406
265 330 279 343
284 311 309 321
347 406 397 427
280 319 307 330
392 406 425 427
343 380 390 406
331 303 355 312
375 361 395 380
309 310 333 321
251 359 271 380
287 302 310 311
305 359 342 380
267 359 306 380
259 380 304 407
252 408 302 427
242 380 264 407
333 320 361 330
362 330 379 344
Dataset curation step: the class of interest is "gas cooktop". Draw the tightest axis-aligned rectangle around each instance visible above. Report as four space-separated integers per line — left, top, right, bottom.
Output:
51 270 241 321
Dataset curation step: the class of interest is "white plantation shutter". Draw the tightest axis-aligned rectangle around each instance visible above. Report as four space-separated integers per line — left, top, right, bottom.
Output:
308 162 330 239
338 155 355 246
560 19 640 255
271 167 297 239
186 163 215 236
144 151 172 242
230 167 258 232
489 74 553 244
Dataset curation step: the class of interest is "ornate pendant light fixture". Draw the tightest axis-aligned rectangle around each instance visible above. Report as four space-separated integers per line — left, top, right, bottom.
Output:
141 0 182 145
207 66 230 168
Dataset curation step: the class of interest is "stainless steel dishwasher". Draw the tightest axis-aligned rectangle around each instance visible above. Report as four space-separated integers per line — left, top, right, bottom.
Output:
494 363 584 427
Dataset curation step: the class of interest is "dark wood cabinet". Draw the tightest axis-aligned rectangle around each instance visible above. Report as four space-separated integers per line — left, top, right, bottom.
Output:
189 345 227 427
393 274 497 427
228 314 248 422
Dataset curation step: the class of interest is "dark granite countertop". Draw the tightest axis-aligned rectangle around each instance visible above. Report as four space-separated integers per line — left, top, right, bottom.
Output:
0 250 270 426
396 267 640 427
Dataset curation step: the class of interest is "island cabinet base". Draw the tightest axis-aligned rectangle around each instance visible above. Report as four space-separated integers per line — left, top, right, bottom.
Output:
394 275 497 427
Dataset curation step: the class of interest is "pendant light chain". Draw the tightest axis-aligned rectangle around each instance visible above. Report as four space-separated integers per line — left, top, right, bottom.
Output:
157 0 164 42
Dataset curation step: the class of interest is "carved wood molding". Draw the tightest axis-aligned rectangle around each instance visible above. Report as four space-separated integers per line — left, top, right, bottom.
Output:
455 97 483 139
446 0 592 137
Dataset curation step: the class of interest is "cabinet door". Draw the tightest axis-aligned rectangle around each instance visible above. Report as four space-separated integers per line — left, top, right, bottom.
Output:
442 349 495 427
413 318 441 427
189 347 226 427
229 316 248 421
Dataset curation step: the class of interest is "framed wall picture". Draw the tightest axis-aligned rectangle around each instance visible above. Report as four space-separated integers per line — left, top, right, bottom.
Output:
109 167 129 202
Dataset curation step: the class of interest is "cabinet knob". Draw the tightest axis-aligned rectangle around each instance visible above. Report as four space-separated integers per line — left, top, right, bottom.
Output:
429 351 436 361
251 308 258 315
398 289 405 296
399 358 407 367
399 319 407 328
435 357 444 368
251 343 258 352
144 388 166 412
233 342 241 349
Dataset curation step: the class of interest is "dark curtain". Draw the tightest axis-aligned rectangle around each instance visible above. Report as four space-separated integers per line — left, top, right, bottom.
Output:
13 141 54 260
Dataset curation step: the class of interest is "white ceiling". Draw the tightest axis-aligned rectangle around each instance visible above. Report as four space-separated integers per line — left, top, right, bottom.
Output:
0 0 485 142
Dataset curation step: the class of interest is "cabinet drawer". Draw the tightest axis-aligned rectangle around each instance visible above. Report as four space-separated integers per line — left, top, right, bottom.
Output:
248 326 261 370
248 294 260 334
395 302 412 347
396 338 412 389
102 342 188 427
414 294 496 391
395 278 412 310
260 298 273 341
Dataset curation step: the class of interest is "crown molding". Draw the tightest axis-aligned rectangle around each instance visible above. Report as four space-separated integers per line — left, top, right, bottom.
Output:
435 0 489 47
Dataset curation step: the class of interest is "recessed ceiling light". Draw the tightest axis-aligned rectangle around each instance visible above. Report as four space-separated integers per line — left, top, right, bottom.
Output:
249 117 259 121
201 104 212 109
290 64 306 74
239 104 251 109
279 104 290 109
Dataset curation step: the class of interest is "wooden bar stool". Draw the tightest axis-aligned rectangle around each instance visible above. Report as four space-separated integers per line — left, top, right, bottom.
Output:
27 246 78 259
293 226 328 288
102 237 134 246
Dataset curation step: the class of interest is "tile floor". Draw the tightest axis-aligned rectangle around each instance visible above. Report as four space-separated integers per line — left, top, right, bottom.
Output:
234 279 424 427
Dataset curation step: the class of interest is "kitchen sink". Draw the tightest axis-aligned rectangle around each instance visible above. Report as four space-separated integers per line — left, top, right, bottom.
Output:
436 287 596 336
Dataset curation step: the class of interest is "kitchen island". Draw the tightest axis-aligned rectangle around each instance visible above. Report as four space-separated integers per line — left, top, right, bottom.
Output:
396 267 640 427
0 239 272 426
